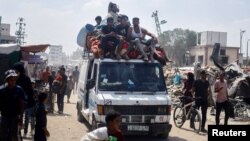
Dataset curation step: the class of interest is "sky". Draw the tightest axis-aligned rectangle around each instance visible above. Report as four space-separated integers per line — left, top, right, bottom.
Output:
0 0 250 56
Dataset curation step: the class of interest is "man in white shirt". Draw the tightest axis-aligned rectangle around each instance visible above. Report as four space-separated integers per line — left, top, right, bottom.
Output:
214 72 229 125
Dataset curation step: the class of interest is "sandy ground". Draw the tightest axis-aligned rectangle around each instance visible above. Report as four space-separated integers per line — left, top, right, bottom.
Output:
22 92 249 141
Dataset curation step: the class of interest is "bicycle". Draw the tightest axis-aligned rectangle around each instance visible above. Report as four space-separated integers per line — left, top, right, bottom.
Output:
173 96 202 133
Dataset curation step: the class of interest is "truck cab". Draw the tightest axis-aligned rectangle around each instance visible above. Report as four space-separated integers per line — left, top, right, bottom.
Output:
76 58 172 138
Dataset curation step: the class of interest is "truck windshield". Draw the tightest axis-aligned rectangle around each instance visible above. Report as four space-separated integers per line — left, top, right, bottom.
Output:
98 62 166 92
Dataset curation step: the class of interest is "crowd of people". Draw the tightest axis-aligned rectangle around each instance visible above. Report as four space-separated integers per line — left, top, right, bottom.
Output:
89 2 159 62
177 69 232 133
0 62 80 141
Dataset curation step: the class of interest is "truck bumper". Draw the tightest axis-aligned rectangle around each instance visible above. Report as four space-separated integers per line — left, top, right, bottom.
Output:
120 123 172 136
97 122 172 136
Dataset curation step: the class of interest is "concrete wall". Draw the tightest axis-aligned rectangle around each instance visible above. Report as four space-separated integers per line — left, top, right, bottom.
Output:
190 45 239 66
48 45 63 65
1 23 11 36
190 46 206 65
206 47 238 66
200 31 227 47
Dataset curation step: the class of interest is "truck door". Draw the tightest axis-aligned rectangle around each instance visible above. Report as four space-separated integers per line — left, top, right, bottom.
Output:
78 59 89 109
88 63 98 122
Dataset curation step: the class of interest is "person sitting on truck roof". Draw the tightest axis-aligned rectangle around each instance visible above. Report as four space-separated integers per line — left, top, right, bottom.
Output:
94 16 102 31
127 17 158 62
115 14 130 60
100 17 120 59
107 2 120 26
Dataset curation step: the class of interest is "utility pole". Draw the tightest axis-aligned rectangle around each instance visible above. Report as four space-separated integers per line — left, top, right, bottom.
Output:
152 11 161 37
0 16 2 43
152 11 167 37
247 39 250 66
240 29 246 54
15 17 26 45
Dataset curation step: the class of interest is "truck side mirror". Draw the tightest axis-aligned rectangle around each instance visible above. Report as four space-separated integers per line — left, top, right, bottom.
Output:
86 79 95 89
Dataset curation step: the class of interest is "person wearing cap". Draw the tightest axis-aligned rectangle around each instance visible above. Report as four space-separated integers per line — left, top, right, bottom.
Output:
127 17 158 62
214 72 230 125
191 70 211 132
115 14 130 60
100 17 120 59
0 70 25 141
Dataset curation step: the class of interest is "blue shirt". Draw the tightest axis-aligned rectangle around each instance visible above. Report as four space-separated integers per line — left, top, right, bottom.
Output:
174 73 181 85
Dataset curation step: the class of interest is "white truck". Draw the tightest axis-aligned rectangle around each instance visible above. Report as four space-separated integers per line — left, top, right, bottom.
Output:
76 56 172 138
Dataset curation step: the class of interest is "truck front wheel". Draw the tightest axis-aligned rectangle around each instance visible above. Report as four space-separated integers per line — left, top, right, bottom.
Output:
92 116 97 130
77 103 84 122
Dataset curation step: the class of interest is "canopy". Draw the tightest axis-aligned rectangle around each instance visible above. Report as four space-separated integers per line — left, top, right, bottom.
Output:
0 44 20 54
21 44 50 53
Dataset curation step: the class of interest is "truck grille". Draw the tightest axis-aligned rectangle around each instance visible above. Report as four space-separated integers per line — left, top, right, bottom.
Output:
105 105 168 115
121 115 155 123
131 116 142 123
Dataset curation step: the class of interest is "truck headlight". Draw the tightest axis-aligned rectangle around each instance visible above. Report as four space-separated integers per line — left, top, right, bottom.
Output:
158 107 167 115
97 105 104 115
158 106 171 115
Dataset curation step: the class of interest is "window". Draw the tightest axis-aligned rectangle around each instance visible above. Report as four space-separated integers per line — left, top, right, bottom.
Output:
98 62 166 92
220 49 226 56
198 56 203 64
190 56 195 64
220 56 228 65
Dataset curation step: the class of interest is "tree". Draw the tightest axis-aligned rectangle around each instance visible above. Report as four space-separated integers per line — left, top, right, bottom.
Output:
159 28 197 66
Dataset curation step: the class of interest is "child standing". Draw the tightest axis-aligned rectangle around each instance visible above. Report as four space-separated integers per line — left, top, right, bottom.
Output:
34 93 50 141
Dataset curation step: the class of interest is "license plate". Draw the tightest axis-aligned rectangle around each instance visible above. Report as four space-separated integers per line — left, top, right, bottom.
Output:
127 125 149 131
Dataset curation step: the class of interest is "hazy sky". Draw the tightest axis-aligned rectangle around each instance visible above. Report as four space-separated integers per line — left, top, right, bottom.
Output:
1 0 250 56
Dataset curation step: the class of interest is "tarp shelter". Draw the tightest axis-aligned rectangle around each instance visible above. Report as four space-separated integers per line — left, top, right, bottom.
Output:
21 44 49 54
20 44 49 63
0 44 21 84
20 44 50 80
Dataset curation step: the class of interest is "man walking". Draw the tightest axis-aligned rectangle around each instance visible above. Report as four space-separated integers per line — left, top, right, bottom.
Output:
72 66 80 90
214 72 229 125
0 70 25 141
191 70 211 132
57 67 67 114
13 62 35 137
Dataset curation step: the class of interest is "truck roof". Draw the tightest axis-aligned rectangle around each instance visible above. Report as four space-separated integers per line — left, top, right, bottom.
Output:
93 58 160 64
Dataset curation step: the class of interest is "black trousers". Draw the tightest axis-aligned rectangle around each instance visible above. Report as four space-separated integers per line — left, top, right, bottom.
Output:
34 128 46 141
100 37 119 55
57 93 65 112
0 116 19 141
216 100 229 125
191 99 208 128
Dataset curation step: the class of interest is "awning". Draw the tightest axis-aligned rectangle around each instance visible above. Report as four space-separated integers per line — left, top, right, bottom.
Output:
0 44 20 54
21 44 50 53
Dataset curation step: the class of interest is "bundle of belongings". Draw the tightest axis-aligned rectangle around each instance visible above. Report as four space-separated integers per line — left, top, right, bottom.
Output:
77 3 170 65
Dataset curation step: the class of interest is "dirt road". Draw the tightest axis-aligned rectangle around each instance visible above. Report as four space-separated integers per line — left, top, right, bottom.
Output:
23 93 248 141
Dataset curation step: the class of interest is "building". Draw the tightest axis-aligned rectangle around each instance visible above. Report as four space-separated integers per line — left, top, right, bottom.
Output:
0 23 16 44
48 45 63 66
198 31 227 47
189 31 239 66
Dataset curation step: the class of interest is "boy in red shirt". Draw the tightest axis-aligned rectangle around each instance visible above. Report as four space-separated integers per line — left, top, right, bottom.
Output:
106 111 124 141
80 111 124 141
